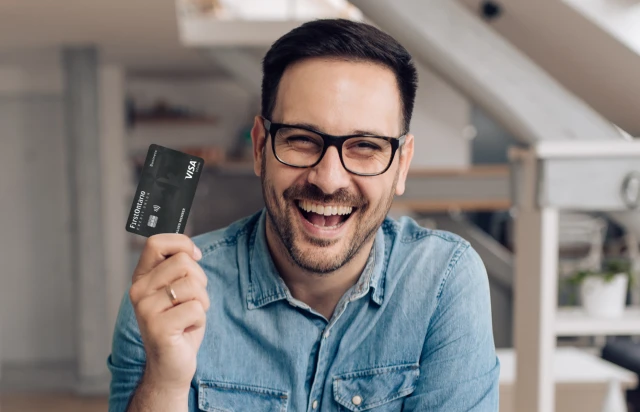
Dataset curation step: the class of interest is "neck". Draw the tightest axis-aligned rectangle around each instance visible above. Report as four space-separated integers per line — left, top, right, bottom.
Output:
264 217 375 319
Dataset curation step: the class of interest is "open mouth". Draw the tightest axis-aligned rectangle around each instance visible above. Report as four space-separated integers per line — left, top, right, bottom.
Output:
296 200 355 229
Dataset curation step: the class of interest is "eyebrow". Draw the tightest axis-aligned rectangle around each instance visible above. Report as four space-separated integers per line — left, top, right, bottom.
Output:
286 121 391 137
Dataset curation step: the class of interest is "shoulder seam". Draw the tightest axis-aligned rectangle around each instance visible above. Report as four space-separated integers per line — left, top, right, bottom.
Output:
422 241 472 352
435 241 471 299
400 228 464 244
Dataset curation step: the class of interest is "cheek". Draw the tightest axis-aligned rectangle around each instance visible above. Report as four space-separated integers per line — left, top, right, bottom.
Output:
354 178 388 208
265 160 307 198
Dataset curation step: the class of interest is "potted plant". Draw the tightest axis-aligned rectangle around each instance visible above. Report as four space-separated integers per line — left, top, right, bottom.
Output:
565 259 633 318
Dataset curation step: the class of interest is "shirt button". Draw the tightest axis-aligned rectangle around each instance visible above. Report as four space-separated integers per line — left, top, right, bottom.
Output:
352 395 363 406
323 330 330 339
312 400 318 409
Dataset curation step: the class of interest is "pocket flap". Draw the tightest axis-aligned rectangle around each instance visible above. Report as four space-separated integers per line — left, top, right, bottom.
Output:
332 363 419 411
198 380 289 412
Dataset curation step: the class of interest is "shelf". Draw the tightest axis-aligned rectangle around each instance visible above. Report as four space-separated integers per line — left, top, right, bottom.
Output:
396 166 511 212
555 306 640 336
132 116 218 126
392 199 510 212
127 126 235 153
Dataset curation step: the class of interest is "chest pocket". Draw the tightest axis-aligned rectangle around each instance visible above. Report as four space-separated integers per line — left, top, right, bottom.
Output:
198 380 289 412
332 364 419 411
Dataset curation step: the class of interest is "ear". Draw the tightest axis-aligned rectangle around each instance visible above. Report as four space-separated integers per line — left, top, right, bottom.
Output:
250 115 267 177
394 133 414 196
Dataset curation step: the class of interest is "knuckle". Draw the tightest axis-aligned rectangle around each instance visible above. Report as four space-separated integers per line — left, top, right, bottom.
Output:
187 263 207 286
196 302 207 318
176 234 191 250
182 299 194 309
136 296 154 319
175 251 192 267
196 288 210 311
146 235 160 251
193 264 207 284
180 274 194 291
129 283 142 303
187 299 202 313
199 285 210 301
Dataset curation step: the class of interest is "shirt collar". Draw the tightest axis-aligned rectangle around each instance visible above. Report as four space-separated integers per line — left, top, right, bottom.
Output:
246 209 386 310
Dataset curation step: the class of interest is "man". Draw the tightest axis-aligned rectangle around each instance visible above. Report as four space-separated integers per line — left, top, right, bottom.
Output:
108 19 500 411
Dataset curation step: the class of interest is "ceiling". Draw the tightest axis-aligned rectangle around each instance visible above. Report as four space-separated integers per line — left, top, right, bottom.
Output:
0 0 356 74
458 0 640 135
0 0 216 73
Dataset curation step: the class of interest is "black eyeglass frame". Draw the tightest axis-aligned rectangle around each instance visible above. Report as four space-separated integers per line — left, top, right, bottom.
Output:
261 116 406 177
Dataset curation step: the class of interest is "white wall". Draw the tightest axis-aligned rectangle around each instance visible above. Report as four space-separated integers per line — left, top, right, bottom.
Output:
101 66 129 372
0 63 128 392
410 63 471 169
0 66 75 364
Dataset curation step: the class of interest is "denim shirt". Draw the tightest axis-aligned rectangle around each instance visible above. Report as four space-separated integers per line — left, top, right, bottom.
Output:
108 209 500 411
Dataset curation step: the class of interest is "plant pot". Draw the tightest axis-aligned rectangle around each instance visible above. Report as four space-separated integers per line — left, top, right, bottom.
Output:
579 273 629 318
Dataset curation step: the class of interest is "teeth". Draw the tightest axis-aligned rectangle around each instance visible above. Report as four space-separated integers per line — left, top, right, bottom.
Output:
298 200 353 216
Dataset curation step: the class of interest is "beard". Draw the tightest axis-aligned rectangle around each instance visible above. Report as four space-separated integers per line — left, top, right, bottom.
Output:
261 151 398 275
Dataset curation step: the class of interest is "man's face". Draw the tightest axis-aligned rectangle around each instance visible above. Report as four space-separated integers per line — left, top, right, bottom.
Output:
252 58 414 274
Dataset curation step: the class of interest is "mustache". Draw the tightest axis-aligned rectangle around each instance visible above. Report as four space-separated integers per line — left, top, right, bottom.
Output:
283 184 365 207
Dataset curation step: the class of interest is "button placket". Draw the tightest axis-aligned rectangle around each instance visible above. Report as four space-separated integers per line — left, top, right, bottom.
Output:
307 326 330 412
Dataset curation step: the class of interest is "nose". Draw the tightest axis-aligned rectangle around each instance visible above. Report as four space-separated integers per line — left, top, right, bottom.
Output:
306 146 351 195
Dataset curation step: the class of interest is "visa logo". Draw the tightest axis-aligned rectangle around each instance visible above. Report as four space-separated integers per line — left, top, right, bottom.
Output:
185 160 198 179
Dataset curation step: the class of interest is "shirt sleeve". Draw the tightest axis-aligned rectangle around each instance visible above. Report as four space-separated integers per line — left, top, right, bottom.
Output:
403 244 501 411
107 288 198 411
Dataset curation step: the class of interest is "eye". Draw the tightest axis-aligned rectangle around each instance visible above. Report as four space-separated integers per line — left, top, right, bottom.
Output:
287 135 317 144
286 135 322 148
346 138 386 152
354 141 382 150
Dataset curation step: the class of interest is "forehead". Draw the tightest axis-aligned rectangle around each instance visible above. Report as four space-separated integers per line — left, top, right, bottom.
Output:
273 58 402 136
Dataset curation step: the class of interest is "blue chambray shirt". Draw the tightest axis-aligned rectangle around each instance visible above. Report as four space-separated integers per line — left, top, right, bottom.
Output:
108 209 500 411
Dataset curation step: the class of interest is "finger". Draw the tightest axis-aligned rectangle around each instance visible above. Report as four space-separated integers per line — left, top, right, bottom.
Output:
134 234 202 280
138 275 210 315
130 252 206 306
160 300 207 334
164 275 210 312
146 252 207 292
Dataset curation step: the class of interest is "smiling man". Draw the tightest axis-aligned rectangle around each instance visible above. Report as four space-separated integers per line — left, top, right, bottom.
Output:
108 19 500 412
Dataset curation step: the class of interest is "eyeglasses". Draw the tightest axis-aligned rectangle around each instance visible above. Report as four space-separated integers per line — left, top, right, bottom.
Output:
261 117 406 176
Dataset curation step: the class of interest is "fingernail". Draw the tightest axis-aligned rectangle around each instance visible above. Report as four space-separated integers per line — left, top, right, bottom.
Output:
193 244 203 260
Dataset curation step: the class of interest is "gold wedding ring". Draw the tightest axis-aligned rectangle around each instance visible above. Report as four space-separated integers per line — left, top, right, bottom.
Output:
165 284 179 306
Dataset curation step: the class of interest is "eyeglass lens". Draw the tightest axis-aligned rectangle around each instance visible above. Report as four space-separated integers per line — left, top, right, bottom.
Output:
274 127 393 175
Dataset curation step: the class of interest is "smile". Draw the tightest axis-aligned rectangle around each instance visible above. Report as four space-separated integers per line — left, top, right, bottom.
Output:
297 200 355 229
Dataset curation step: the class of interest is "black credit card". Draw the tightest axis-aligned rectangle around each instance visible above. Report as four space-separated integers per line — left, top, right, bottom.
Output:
126 144 204 237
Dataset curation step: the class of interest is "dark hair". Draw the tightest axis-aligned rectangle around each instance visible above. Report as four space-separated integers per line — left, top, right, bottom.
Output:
261 19 418 135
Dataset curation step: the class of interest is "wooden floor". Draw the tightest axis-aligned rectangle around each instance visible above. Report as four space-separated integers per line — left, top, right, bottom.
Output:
0 394 108 412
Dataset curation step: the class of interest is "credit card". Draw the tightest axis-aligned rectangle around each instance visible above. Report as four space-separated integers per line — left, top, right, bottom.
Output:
126 144 204 237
